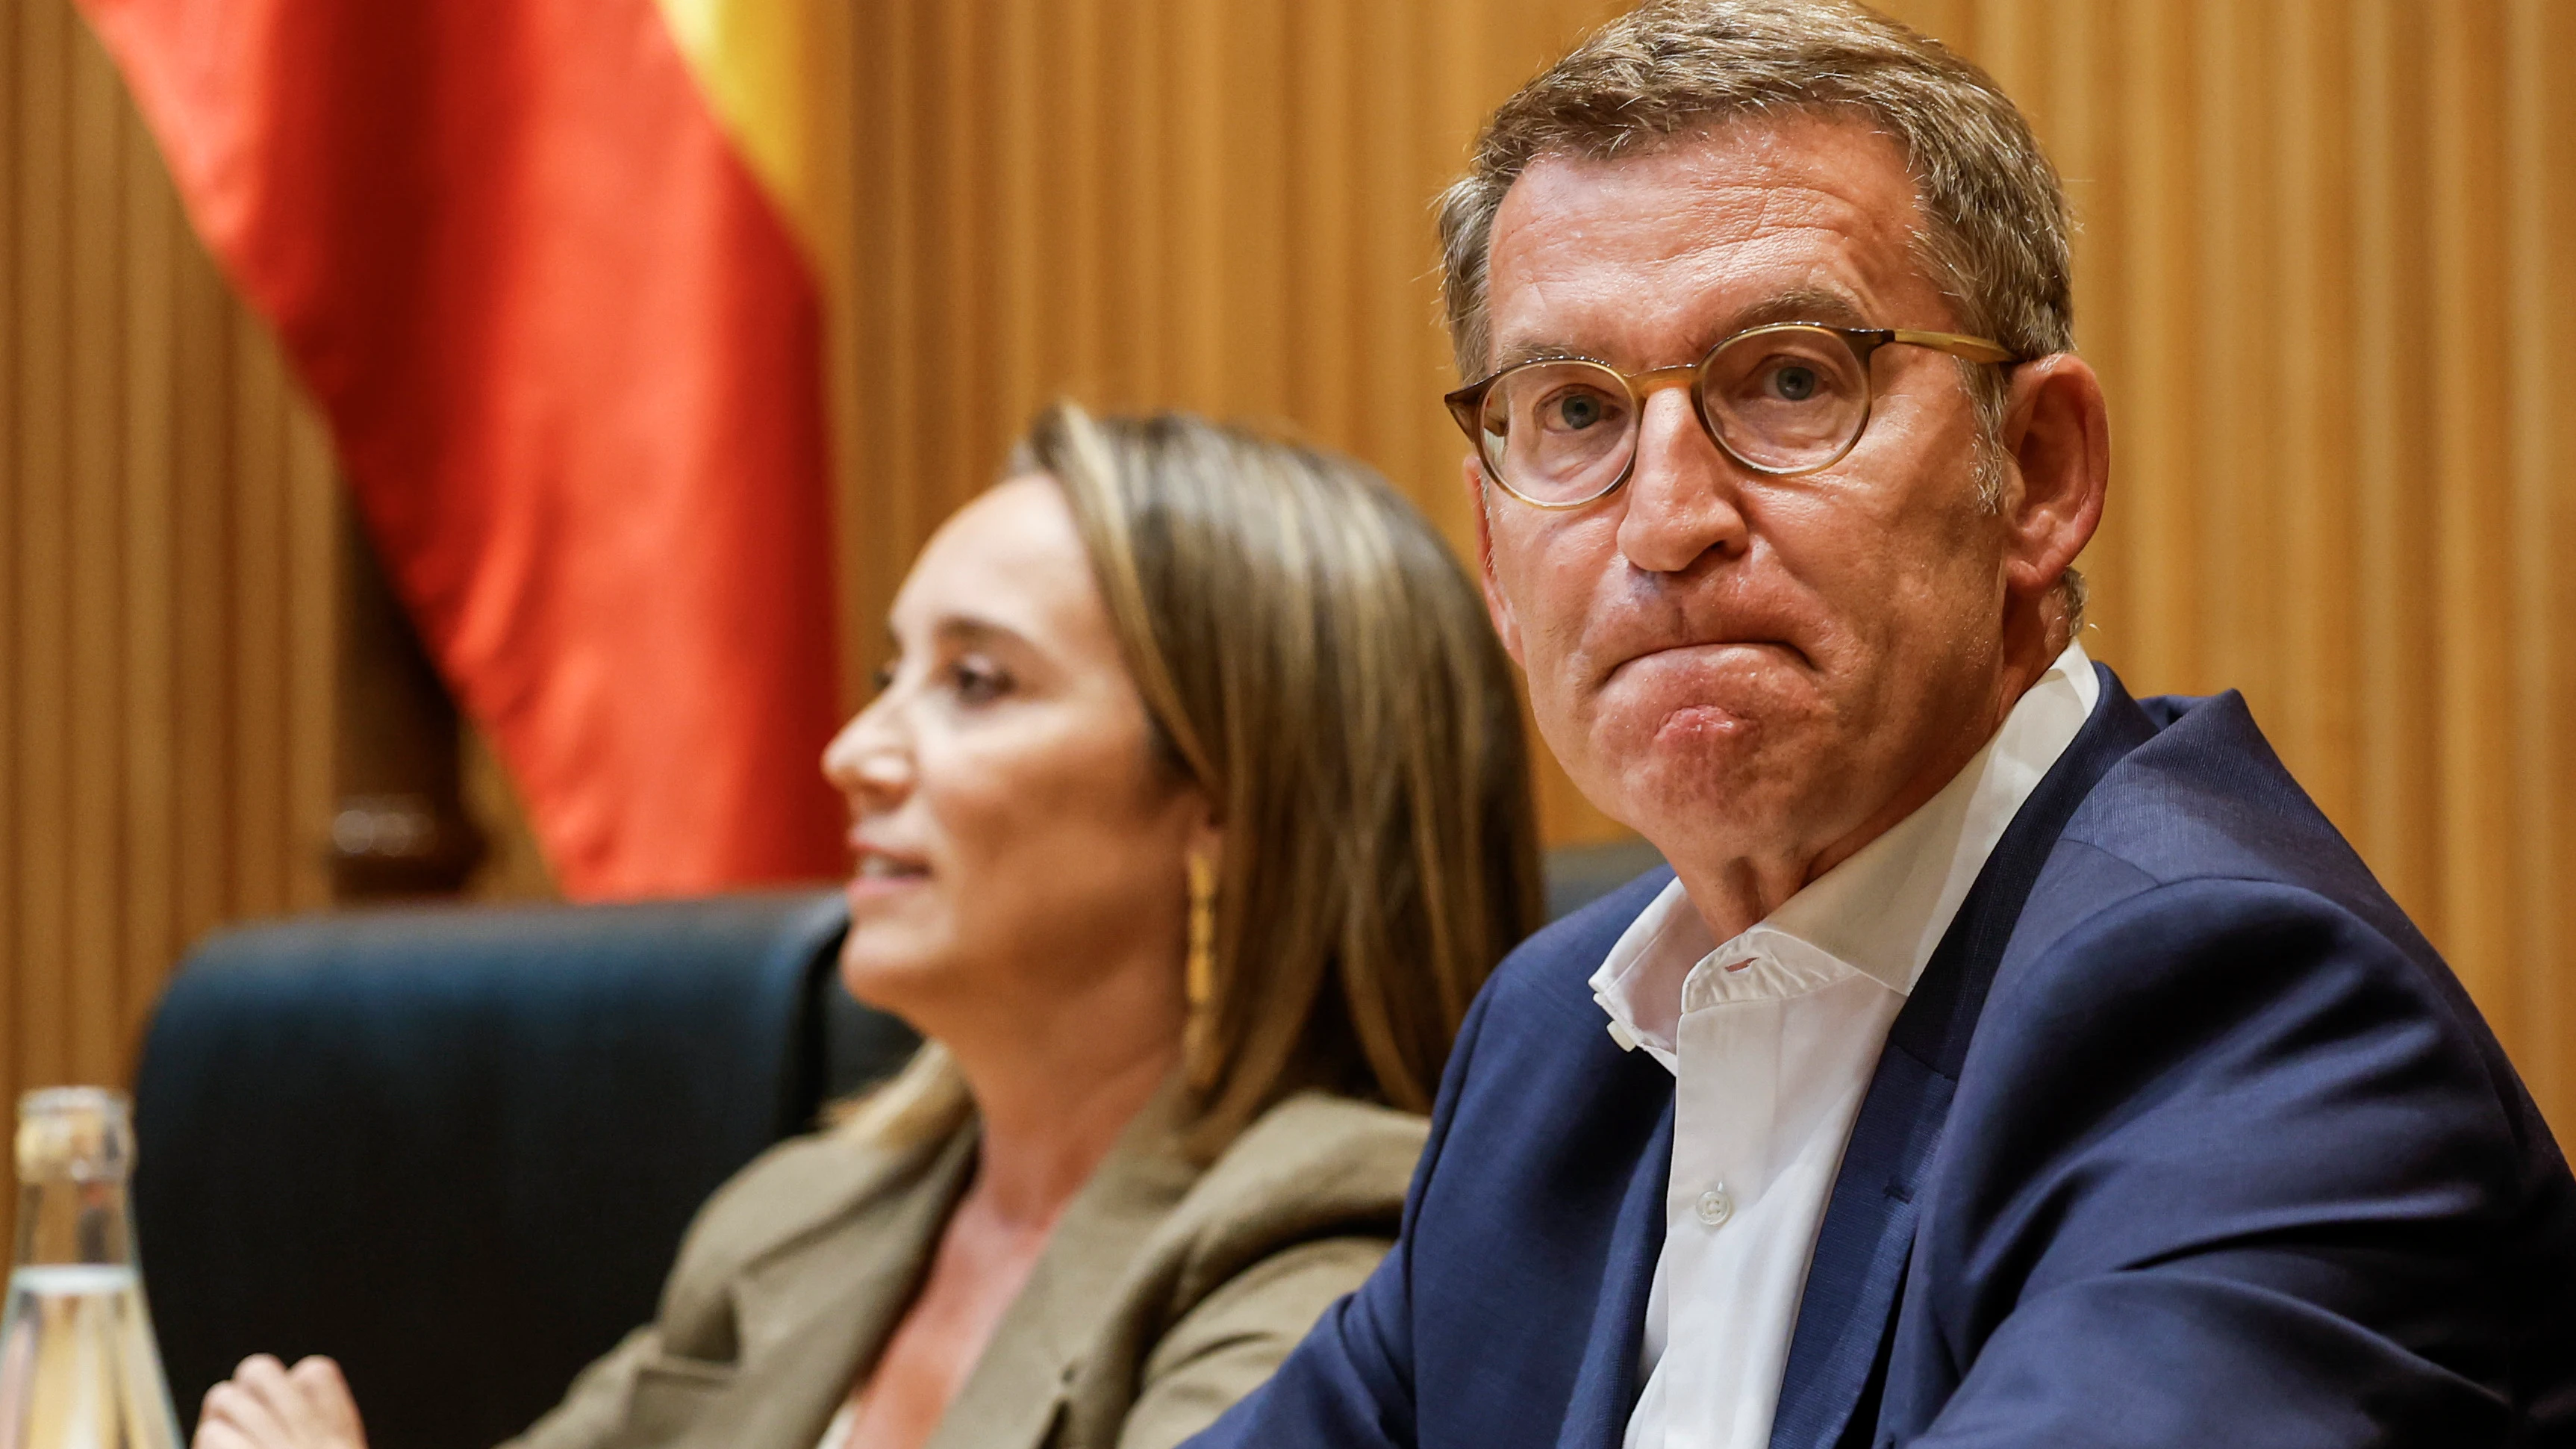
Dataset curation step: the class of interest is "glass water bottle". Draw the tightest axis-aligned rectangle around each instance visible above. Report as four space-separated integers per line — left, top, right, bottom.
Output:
0 1088 182 1449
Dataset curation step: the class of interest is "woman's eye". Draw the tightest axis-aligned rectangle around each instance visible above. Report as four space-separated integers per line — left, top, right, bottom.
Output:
949 659 1011 704
868 664 896 695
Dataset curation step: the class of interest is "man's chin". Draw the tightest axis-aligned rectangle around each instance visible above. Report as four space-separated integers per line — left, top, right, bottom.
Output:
1644 701 1763 751
1600 685 1791 761
1577 702 1780 825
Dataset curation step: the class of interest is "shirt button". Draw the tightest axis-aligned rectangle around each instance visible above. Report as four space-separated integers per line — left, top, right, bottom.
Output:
1695 1186 1733 1227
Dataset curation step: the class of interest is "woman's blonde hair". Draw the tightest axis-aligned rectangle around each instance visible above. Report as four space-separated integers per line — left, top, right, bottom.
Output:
846 404 1544 1153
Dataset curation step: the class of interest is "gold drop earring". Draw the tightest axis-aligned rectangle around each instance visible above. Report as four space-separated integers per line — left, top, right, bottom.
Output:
1184 852 1218 1088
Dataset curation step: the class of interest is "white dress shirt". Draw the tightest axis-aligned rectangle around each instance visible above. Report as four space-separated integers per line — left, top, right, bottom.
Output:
1600 643 2101 1449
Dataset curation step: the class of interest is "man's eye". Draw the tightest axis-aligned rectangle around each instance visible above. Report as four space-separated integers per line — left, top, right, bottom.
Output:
1768 363 1823 402
1542 389 1616 431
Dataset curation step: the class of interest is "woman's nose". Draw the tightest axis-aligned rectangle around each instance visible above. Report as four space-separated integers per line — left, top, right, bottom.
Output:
820 700 911 802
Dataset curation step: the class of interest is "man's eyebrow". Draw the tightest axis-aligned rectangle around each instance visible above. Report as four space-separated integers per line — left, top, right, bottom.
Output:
1724 286 1872 332
1487 337 1591 373
1485 287 1880 376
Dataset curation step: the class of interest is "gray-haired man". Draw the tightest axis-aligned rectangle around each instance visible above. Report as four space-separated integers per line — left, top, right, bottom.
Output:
1188 2 2576 1445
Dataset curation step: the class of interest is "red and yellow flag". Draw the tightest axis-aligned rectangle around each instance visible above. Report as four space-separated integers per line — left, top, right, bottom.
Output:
77 0 852 899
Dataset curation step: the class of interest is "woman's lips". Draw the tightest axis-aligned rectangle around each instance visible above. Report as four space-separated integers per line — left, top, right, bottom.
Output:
846 848 931 900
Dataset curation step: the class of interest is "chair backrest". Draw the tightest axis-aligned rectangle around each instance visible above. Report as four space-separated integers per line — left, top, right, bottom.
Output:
1544 836 1671 921
131 848 1646 1448
131 891 917 1449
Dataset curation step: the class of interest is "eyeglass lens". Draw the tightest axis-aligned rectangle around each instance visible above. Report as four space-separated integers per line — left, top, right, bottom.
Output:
1475 325 1874 503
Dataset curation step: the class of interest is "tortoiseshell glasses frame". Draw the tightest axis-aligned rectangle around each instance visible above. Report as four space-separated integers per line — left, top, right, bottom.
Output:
1443 322 2020 510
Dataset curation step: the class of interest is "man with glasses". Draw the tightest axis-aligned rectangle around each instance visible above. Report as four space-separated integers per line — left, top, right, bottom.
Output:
1189 2 2576 1446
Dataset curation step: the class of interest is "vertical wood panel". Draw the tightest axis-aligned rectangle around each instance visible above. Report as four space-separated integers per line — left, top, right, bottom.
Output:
64 22 119 1083
2430 0 2518 1021
228 306 286 916
118 111 173 1055
817 0 2576 1133
3 7 334 1124
2348 0 2442 923
2505 0 2574 1115
0 0 26 1111
283 405 336 918
1285 0 1358 446
19 0 74 1093
11 0 2576 1145
2273 0 2359 815
167 225 234 953
2114 0 2200 689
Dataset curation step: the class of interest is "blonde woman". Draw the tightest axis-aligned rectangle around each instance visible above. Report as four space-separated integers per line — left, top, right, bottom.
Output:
193 405 1544 1449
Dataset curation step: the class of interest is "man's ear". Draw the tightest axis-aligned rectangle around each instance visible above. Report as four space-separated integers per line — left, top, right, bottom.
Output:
1995 354 2109 605
1465 453 1526 665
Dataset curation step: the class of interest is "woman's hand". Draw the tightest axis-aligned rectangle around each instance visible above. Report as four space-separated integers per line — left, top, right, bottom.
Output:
193 1354 367 1449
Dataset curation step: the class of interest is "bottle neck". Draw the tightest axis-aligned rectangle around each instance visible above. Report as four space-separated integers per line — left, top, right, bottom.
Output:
13 1174 137 1269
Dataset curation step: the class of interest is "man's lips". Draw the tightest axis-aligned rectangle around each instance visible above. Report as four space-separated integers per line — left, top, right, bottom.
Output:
1601 638 1807 685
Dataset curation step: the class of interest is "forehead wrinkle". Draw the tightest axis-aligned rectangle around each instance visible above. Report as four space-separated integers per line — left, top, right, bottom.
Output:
1488 212 1884 373
1483 112 1945 363
1488 281 1874 374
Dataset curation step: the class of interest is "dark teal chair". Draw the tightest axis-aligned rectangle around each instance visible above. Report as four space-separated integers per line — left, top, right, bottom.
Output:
126 844 1658 1449
131 891 915 1449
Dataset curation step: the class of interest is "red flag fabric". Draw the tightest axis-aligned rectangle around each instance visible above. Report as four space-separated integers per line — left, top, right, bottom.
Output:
79 0 848 897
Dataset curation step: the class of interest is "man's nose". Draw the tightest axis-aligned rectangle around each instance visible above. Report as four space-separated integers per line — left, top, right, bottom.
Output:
1615 387 1751 576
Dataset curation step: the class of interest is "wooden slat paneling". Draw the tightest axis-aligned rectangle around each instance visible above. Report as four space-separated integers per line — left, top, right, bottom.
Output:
822 0 1636 849
0 0 25 1113
2505 0 2575 1116
7 0 2575 1147
64 6 121 1084
1 12 337 1105
1902 0 2572 1112
18 0 76 1095
813 0 2576 1131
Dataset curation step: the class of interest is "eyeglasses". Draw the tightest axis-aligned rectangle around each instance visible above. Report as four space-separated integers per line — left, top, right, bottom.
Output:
1443 322 2020 510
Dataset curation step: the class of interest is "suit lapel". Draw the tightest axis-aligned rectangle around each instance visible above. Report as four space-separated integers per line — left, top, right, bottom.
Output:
695 1126 979 1449
1767 667 2156 1449
1555 1103 1675 1449
1762 1044 1949 1449
923 1079 1200 1449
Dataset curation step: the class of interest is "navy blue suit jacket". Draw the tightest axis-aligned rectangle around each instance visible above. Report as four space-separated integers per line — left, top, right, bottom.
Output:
1190 669 2576 1448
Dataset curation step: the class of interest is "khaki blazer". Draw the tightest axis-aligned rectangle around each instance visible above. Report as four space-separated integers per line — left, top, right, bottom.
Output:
500 1084 1424 1449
